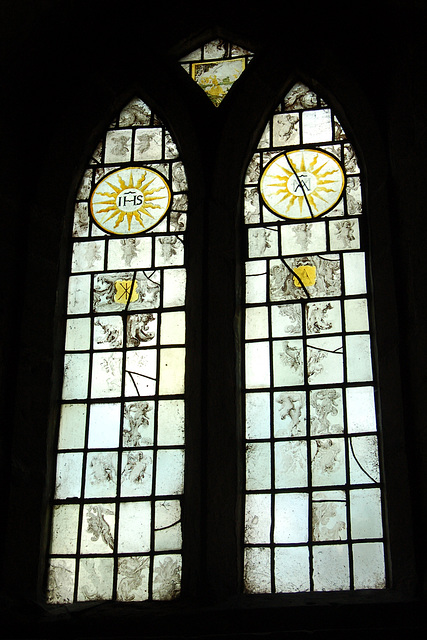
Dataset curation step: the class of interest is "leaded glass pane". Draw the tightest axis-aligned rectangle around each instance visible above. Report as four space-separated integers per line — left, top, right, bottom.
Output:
243 82 386 593
180 40 253 107
47 97 187 603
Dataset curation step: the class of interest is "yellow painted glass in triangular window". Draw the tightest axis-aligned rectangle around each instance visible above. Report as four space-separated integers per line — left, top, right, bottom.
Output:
180 40 253 107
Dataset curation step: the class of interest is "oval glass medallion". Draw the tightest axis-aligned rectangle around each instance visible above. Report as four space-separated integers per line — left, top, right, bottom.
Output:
260 149 345 220
90 166 171 235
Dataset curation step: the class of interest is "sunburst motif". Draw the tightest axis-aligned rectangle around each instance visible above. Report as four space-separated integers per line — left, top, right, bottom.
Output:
260 149 345 220
90 167 171 235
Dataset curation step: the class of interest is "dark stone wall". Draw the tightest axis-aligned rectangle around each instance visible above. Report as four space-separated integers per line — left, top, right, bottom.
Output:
0 1 425 637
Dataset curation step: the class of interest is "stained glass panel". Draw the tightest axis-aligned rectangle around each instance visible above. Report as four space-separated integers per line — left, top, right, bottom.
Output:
47 97 187 604
242 82 386 593
180 40 253 106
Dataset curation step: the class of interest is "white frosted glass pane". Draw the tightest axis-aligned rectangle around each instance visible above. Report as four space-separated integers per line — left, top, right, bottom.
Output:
246 260 266 304
307 337 343 385
306 301 342 335
159 347 185 394
127 313 157 348
271 304 302 337
85 452 117 498
346 335 373 382
275 547 310 593
125 350 157 396
62 353 90 400
172 162 187 191
353 542 386 589
155 449 185 495
245 392 271 439
346 387 377 433
94 316 123 349
65 317 91 351
329 219 360 250
281 222 326 256
71 241 104 273
119 97 151 126
163 269 186 307
274 391 306 437
312 545 349 591
88 403 120 448
134 128 162 160
311 438 346 486
272 112 300 146
302 109 332 143
77 557 114 601
350 488 383 539
349 435 380 484
80 504 115 553
329 219 360 251
245 306 269 340
123 400 155 446
273 339 304 386
54 452 83 499
344 298 369 332
152 555 182 600
47 558 76 604
275 441 307 488
310 388 344 435
155 500 182 551
107 237 152 270
50 504 79 554
118 501 151 552
58 403 87 449
343 252 367 295
245 493 271 543
155 236 184 267
117 557 150 602
157 399 185 445
248 228 278 258
67 274 91 314
105 129 132 162
244 186 260 223
312 491 347 541
160 311 186 345
246 442 271 490
91 352 123 398
274 493 308 543
245 342 270 388
347 177 362 215
244 547 271 593
121 450 153 496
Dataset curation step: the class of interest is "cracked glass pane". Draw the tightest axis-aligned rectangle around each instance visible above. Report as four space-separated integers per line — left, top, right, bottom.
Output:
243 82 385 593
47 97 187 603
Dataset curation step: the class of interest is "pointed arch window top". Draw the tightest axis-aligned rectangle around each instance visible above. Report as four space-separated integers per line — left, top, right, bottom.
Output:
180 39 253 106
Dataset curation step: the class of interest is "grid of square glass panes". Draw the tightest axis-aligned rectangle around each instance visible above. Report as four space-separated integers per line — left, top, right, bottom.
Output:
243 84 386 593
47 98 187 603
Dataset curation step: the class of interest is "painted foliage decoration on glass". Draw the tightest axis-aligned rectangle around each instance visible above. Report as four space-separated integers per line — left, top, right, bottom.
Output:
47 97 187 604
243 83 386 593
180 39 253 106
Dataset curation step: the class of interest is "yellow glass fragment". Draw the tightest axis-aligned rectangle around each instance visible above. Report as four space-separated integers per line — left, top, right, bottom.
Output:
192 58 246 107
114 280 139 304
293 265 316 288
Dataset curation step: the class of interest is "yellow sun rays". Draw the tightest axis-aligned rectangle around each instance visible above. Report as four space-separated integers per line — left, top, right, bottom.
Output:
90 167 171 235
260 149 345 220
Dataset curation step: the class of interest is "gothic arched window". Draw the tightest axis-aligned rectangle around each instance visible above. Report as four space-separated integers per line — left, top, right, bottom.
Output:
242 82 386 593
47 97 188 604
44 39 405 612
